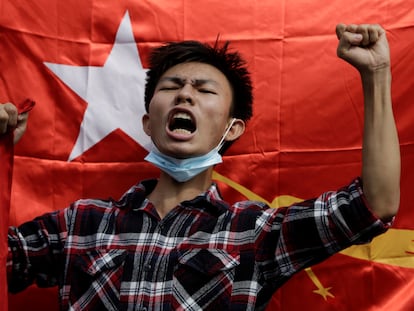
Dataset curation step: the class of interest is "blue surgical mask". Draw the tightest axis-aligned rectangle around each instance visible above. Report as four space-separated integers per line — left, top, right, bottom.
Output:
145 118 236 182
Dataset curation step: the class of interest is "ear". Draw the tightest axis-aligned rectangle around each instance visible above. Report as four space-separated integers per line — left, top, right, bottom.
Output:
224 118 245 142
142 113 151 136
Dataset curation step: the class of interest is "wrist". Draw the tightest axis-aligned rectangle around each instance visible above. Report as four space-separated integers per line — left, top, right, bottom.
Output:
360 66 391 91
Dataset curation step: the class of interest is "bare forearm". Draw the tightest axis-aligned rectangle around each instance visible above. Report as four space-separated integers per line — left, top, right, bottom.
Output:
361 67 400 221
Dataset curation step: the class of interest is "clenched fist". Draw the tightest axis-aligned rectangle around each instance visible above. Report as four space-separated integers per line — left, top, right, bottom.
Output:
336 23 390 74
0 102 30 144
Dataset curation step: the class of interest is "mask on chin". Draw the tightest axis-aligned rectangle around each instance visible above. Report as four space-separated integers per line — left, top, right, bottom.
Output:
144 118 236 182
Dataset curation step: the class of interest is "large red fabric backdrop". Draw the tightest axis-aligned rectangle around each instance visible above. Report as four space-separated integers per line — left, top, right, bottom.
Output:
1 0 414 310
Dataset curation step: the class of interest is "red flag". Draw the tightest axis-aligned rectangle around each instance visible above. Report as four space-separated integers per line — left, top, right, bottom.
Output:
1 1 414 310
0 120 13 311
0 100 34 311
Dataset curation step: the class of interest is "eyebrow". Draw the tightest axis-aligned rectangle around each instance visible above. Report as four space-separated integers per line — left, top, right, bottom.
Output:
159 76 220 87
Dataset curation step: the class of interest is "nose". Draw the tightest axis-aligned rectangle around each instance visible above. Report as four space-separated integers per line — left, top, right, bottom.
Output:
175 83 194 105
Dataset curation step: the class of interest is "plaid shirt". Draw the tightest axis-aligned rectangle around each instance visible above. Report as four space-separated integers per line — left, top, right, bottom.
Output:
8 178 389 311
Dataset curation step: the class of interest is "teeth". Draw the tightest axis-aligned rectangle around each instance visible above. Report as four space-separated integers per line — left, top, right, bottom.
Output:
172 128 192 134
169 111 195 134
173 112 192 120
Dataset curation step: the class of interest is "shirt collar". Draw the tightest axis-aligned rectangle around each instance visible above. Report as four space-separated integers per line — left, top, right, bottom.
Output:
181 182 229 216
118 179 229 215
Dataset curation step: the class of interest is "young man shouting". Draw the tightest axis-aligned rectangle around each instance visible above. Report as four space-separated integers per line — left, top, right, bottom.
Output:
1 23 400 310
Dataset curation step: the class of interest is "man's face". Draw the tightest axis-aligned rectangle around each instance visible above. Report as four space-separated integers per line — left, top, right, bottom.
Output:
142 62 236 159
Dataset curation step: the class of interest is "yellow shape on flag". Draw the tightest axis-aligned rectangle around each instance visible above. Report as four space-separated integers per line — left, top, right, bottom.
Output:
341 229 414 269
305 268 335 300
212 171 303 208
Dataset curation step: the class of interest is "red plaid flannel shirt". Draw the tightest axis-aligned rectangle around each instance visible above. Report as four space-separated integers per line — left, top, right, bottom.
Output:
8 178 389 310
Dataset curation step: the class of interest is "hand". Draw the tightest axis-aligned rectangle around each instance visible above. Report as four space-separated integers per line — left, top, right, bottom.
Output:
336 23 390 74
0 102 29 144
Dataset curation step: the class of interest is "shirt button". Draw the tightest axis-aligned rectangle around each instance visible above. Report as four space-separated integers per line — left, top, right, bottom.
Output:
144 263 152 272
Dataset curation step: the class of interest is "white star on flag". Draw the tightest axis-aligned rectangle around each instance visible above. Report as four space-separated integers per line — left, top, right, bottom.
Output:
44 11 151 161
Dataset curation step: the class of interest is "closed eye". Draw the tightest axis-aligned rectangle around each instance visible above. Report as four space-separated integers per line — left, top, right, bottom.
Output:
198 88 217 94
158 84 180 91
160 87 178 90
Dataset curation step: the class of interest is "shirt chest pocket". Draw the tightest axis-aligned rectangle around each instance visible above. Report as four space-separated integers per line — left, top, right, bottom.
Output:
172 248 240 311
68 249 127 310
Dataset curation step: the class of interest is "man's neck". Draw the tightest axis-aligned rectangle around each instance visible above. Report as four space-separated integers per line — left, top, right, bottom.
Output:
147 168 214 219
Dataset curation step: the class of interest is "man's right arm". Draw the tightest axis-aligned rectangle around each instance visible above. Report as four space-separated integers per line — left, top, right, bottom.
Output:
8 210 67 292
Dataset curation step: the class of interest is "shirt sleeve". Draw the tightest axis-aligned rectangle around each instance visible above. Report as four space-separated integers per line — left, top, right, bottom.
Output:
7 208 68 293
255 177 390 284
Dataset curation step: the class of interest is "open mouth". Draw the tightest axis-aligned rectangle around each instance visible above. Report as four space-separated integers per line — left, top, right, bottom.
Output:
168 111 196 135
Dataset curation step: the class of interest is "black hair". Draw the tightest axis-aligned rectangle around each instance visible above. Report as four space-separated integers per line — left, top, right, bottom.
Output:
144 40 253 153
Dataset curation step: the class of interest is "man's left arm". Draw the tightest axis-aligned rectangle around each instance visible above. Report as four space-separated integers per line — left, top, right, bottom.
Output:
336 23 400 222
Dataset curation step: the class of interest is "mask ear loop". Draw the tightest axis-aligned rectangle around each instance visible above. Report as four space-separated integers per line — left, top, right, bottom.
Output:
216 118 237 151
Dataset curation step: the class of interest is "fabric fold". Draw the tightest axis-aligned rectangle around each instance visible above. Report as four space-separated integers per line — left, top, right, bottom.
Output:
0 99 34 311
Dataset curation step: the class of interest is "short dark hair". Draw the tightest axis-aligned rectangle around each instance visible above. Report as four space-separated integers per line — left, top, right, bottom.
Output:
144 40 253 123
